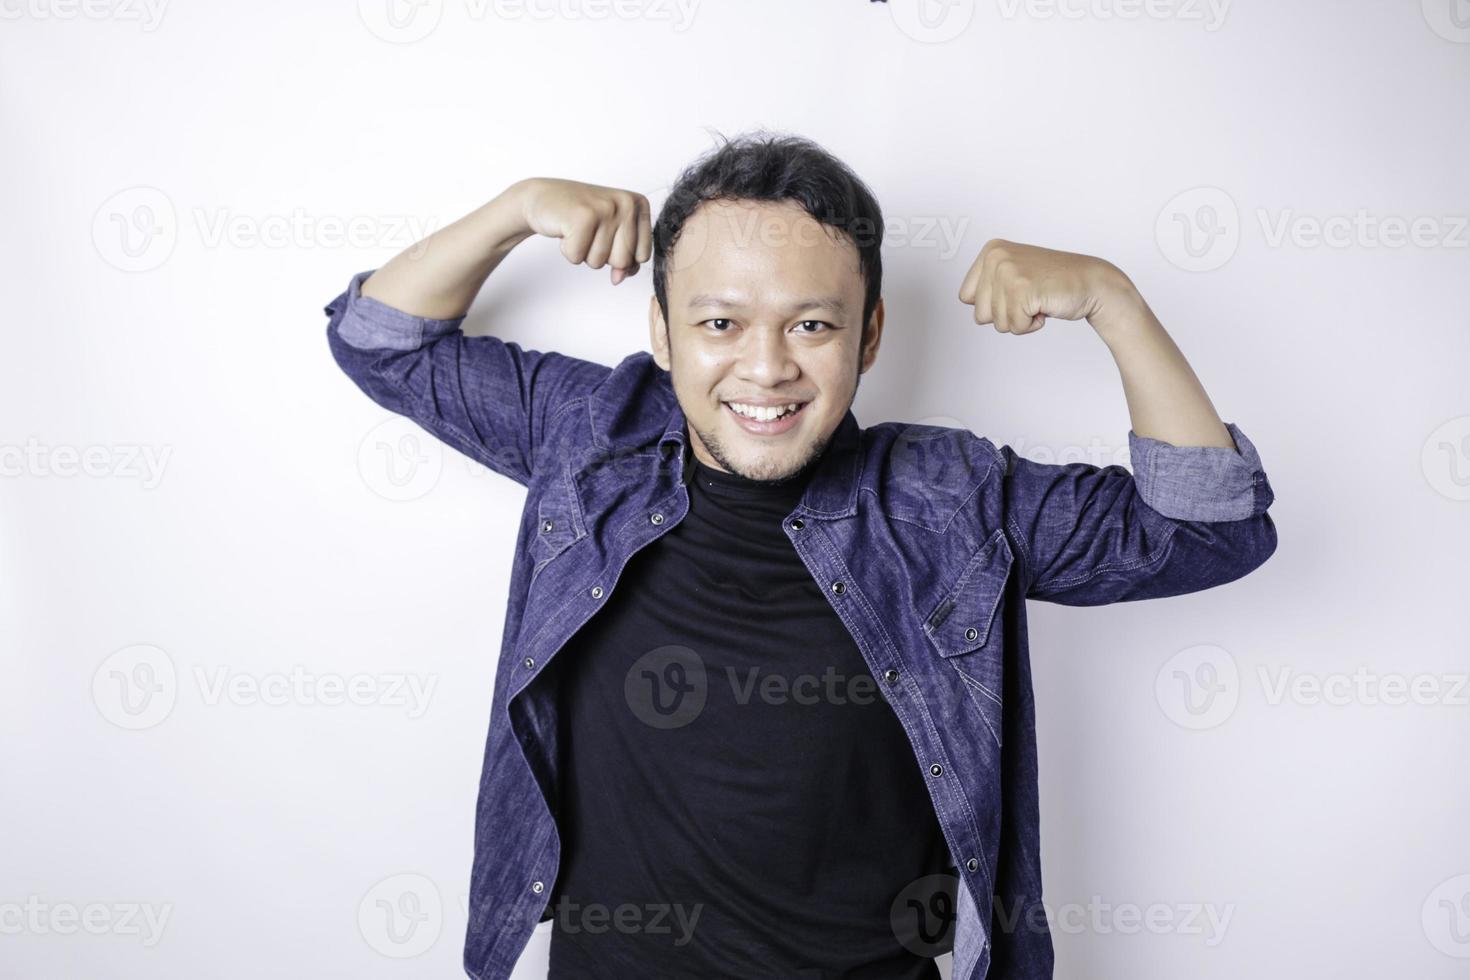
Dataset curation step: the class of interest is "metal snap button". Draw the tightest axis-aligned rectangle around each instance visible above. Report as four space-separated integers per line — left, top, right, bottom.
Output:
541 520 554 532
590 586 604 599
883 668 898 684
790 518 804 530
523 657 534 669
965 627 979 641
831 581 845 595
966 857 979 872
531 881 544 894
929 763 942 777
650 513 664 525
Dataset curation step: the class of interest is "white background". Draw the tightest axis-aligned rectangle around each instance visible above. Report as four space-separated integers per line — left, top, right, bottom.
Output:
3 0 1468 977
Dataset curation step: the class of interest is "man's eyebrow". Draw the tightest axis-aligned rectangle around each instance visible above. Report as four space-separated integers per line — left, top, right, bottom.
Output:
686 293 850 316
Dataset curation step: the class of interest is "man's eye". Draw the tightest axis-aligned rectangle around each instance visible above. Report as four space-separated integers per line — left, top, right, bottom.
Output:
700 319 831 333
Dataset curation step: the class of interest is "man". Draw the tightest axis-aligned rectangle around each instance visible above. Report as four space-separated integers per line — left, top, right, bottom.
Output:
323 131 1277 980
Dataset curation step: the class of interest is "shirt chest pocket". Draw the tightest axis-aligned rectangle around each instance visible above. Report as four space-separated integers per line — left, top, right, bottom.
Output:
919 528 1013 702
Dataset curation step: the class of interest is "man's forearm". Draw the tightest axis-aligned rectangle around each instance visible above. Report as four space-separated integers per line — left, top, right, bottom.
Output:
1088 267 1236 451
359 180 537 321
957 240 1239 453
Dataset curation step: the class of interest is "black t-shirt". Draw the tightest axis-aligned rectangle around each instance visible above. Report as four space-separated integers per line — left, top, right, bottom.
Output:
544 440 956 979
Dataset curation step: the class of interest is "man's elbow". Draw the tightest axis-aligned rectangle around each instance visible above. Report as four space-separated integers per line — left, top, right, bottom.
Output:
1197 509 1278 590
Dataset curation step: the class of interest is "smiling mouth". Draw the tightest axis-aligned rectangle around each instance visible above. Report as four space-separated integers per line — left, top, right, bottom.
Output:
723 401 808 422
721 400 810 435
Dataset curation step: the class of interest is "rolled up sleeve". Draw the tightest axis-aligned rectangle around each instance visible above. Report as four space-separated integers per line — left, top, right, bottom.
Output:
1127 422 1274 522
331 268 465 352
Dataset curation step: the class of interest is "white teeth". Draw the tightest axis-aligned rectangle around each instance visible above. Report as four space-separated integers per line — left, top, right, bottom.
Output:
728 402 800 422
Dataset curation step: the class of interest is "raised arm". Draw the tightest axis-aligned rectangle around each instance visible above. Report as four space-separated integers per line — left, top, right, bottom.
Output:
323 179 653 486
360 177 652 318
958 239 1277 604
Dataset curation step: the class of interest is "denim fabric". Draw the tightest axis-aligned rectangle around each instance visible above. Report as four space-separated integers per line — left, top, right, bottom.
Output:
324 269 1278 980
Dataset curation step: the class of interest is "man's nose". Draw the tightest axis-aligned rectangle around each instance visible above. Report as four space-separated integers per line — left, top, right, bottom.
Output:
734 326 799 384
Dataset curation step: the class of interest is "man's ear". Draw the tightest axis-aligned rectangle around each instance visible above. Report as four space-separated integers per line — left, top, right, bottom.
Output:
859 296 885 374
649 295 671 371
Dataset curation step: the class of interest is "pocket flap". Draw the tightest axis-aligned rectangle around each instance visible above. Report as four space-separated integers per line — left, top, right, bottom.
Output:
531 470 585 567
920 530 1013 658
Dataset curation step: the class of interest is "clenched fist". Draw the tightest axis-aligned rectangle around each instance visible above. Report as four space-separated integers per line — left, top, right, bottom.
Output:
957 239 1134 335
517 178 653 285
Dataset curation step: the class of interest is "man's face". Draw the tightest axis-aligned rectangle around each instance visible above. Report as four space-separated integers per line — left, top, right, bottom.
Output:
649 199 884 483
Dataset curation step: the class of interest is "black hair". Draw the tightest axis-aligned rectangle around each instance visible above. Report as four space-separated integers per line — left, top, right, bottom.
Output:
652 128 884 345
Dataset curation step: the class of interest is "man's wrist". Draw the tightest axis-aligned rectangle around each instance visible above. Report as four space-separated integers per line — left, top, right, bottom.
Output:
474 181 539 255
1087 264 1155 349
